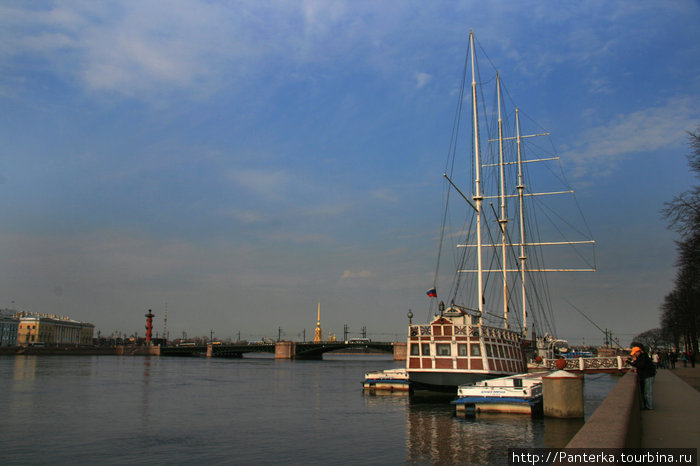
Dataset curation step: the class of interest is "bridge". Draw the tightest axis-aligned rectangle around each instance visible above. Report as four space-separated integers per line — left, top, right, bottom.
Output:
160 340 406 360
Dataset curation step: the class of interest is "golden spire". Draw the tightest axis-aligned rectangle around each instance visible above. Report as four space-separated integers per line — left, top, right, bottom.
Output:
313 301 322 343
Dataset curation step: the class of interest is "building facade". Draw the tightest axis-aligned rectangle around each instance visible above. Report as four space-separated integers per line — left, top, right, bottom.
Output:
0 310 19 346
18 314 94 346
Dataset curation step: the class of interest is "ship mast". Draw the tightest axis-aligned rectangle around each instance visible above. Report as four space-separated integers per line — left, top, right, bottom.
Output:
497 73 509 329
515 108 528 337
470 30 484 325
451 31 595 337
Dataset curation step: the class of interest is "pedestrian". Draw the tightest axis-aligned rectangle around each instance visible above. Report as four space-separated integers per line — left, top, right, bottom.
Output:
682 352 688 368
628 346 656 410
652 352 660 369
690 351 696 369
669 350 677 369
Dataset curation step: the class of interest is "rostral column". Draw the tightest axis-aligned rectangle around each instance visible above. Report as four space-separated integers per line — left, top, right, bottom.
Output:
145 309 155 343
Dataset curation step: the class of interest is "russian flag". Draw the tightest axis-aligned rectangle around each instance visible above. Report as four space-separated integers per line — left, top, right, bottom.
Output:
426 288 437 298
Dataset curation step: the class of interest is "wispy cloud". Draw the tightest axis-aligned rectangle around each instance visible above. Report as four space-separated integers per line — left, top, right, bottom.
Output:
341 269 373 279
415 72 432 89
227 169 293 201
0 2 276 99
566 95 700 177
371 188 399 203
221 208 266 224
0 1 409 102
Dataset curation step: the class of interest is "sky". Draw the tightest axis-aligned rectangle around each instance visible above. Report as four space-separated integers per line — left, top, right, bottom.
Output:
1 1 699 346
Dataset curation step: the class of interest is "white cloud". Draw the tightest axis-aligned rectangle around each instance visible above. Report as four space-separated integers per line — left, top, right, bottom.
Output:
0 2 441 101
371 188 398 203
415 72 432 89
227 169 292 200
0 1 269 99
341 269 373 279
221 208 265 224
567 95 700 177
267 231 332 244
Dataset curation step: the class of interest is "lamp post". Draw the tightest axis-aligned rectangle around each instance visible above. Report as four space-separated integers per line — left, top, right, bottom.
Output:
407 309 413 325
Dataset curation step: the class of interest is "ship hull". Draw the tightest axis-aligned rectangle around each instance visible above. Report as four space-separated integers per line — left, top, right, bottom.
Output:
408 371 501 393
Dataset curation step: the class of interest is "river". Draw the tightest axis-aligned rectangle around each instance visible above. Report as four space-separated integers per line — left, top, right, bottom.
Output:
0 354 619 465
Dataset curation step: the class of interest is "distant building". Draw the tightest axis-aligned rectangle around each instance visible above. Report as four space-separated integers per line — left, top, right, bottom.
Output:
0 309 19 346
18 313 94 346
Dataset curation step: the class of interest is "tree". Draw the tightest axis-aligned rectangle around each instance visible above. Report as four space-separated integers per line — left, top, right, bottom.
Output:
630 328 671 352
663 128 700 236
661 127 700 355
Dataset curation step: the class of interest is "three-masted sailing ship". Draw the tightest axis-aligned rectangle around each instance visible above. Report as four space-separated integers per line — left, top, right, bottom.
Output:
406 31 596 392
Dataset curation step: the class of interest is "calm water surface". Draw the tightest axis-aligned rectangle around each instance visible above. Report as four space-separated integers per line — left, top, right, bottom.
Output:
0 354 618 465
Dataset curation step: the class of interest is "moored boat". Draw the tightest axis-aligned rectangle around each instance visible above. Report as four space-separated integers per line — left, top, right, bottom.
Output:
451 372 546 415
407 304 528 392
362 368 410 392
406 30 595 394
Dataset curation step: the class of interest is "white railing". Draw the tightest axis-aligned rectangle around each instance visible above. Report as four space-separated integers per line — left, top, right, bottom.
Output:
545 356 629 372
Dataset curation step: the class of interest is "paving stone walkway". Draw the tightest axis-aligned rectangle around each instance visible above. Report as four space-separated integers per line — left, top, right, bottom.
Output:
641 366 700 450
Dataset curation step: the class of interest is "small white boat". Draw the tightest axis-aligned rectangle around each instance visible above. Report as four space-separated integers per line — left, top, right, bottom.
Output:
362 368 410 392
451 372 546 415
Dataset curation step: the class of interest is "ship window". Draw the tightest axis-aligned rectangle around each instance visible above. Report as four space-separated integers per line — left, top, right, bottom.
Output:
458 344 468 356
421 343 430 356
410 344 420 356
486 345 493 357
436 344 451 356
470 343 481 357
497 346 504 359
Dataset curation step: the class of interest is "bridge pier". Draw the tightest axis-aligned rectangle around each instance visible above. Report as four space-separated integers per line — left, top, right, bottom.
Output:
275 341 296 359
393 342 407 361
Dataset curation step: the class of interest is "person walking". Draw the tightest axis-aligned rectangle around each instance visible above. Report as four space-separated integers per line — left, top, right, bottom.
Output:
629 346 656 410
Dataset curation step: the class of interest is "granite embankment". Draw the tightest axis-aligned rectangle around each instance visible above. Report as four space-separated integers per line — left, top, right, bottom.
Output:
0 346 156 356
566 366 700 450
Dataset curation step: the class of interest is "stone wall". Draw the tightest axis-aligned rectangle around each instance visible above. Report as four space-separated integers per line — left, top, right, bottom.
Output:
566 371 641 448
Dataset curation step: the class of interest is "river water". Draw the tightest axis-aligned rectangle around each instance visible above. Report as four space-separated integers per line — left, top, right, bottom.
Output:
0 354 618 465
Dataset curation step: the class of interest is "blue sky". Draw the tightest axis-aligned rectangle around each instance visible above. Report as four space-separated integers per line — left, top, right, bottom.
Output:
1 1 699 345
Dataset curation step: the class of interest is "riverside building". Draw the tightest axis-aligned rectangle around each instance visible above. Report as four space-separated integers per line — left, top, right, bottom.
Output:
0 309 19 346
17 313 94 346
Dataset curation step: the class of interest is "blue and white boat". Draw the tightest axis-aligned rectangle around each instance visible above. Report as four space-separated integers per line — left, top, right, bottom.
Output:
362 368 410 393
451 372 546 415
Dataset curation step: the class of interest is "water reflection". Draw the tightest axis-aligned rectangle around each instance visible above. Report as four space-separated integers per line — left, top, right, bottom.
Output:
400 374 619 463
406 401 532 464
141 356 152 429
542 417 585 447
8 356 38 421
12 355 37 381
403 399 588 464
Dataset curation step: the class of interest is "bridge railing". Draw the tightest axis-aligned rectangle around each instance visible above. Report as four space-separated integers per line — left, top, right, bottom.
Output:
544 356 630 372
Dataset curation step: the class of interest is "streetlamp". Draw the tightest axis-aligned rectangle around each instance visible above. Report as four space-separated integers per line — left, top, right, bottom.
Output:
407 309 413 325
